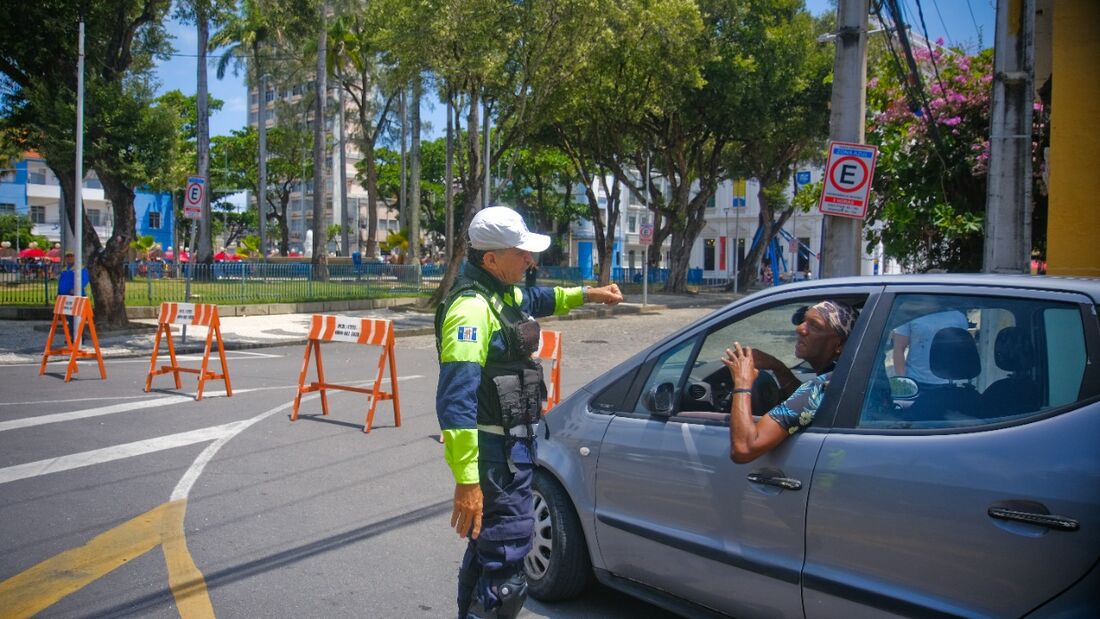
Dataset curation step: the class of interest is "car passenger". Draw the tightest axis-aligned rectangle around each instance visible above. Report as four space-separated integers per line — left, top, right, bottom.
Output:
722 300 858 463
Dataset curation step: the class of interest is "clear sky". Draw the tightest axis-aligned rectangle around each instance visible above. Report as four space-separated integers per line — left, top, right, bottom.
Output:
154 0 996 139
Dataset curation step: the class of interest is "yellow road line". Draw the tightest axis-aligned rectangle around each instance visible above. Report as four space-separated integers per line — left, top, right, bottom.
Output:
0 500 213 619
161 500 215 618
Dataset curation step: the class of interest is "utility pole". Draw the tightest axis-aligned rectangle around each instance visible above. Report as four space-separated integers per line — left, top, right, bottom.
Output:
258 73 268 260
983 0 1035 273
73 15 85 292
820 0 870 278
398 89 407 231
311 0 328 272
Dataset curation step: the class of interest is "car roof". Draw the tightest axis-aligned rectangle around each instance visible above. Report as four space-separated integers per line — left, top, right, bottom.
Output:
768 274 1100 304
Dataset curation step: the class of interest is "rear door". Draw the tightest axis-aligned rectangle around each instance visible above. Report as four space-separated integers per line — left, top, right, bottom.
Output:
593 287 878 618
803 286 1100 618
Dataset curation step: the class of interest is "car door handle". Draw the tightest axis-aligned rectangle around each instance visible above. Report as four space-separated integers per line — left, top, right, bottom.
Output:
988 507 1079 531
746 473 802 491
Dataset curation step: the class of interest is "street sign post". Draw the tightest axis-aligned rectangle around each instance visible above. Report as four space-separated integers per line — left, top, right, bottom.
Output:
639 223 654 246
182 176 206 344
184 176 206 221
818 141 878 219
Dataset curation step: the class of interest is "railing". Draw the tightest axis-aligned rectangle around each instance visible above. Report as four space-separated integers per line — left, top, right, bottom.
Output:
0 261 442 307
1 260 730 307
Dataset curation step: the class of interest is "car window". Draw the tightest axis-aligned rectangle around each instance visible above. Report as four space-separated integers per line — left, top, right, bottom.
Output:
857 293 1089 430
633 337 697 414
648 296 866 419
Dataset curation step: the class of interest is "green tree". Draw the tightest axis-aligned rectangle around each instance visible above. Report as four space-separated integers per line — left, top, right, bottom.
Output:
864 43 1007 272
544 0 705 285
0 0 176 328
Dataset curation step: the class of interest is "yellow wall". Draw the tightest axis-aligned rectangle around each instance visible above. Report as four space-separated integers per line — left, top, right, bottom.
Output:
1046 0 1100 276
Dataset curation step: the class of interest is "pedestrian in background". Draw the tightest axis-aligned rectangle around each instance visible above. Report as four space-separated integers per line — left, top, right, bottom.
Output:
434 206 622 618
57 250 89 345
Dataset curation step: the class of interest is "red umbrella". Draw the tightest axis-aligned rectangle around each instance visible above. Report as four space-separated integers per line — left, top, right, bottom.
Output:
19 247 46 259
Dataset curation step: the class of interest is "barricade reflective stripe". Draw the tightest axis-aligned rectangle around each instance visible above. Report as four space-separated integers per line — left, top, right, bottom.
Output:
292 314 402 434
145 302 231 401
158 302 218 327
40 295 106 382
535 330 563 413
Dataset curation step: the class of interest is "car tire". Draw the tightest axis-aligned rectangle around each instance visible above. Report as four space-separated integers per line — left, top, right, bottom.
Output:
525 470 592 601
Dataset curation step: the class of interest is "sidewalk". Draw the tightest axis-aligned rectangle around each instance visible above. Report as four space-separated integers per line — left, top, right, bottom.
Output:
0 291 737 365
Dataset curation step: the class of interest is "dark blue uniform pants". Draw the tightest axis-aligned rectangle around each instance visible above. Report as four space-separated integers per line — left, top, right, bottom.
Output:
457 459 534 617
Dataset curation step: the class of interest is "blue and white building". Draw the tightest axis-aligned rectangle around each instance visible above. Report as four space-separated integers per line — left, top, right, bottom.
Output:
1 154 174 249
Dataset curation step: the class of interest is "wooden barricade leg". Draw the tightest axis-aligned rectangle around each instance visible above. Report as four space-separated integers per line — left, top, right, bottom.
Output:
64 317 87 382
364 344 388 433
291 340 315 421
314 343 330 416
387 332 401 428
214 322 232 397
145 323 165 392
39 314 61 376
195 325 216 401
164 325 182 389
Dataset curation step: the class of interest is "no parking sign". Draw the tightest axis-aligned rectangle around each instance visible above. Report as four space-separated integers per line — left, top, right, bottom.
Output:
184 176 206 221
818 141 878 219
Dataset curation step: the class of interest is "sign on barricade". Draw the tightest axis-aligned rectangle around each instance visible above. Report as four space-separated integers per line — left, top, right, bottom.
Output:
535 330 562 413
292 315 402 433
40 295 106 382
145 302 232 400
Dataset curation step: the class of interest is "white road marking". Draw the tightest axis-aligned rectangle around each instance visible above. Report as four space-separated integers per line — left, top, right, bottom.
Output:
7 350 283 368
0 375 424 433
0 396 193 432
0 421 250 486
0 393 172 406
0 374 424 485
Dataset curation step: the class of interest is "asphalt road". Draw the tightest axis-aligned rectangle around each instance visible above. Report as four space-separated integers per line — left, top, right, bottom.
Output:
0 306 718 618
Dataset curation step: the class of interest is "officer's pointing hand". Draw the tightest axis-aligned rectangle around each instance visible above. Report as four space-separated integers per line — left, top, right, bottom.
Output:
452 483 483 539
589 283 624 305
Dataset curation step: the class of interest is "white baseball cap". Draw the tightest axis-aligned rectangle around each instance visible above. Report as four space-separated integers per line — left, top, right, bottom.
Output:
468 206 550 253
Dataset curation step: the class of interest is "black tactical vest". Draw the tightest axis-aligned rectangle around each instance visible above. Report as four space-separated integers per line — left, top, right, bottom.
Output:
435 273 545 431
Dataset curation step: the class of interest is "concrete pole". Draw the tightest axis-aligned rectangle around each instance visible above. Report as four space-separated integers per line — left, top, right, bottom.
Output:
483 100 491 208
983 0 1035 274
820 0 869 278
258 73 268 260
73 17 84 293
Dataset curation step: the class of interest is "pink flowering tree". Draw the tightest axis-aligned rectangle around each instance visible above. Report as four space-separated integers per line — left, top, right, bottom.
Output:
864 42 1046 272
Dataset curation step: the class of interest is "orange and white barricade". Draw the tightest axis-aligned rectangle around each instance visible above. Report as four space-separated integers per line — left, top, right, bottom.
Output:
145 302 232 400
40 295 106 382
292 315 401 433
535 330 562 413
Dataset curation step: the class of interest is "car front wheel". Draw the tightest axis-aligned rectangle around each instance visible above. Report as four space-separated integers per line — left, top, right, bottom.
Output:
525 470 592 601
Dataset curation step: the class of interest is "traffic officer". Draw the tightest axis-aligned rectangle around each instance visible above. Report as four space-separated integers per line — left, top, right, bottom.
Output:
435 206 622 618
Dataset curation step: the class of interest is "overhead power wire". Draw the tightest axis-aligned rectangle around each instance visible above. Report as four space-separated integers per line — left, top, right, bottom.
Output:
913 0 949 96
964 0 984 50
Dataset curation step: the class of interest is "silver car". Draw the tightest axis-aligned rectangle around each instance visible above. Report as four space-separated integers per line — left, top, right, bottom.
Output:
526 275 1100 618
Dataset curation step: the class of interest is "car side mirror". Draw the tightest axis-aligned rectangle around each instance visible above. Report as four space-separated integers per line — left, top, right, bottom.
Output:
889 376 919 399
649 382 675 416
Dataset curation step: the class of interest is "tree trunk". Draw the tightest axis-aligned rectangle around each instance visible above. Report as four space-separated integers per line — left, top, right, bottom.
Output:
276 192 291 256
310 0 329 280
425 92 482 308
409 78 422 265
363 142 380 259
90 170 136 330
444 87 454 263
196 9 212 264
